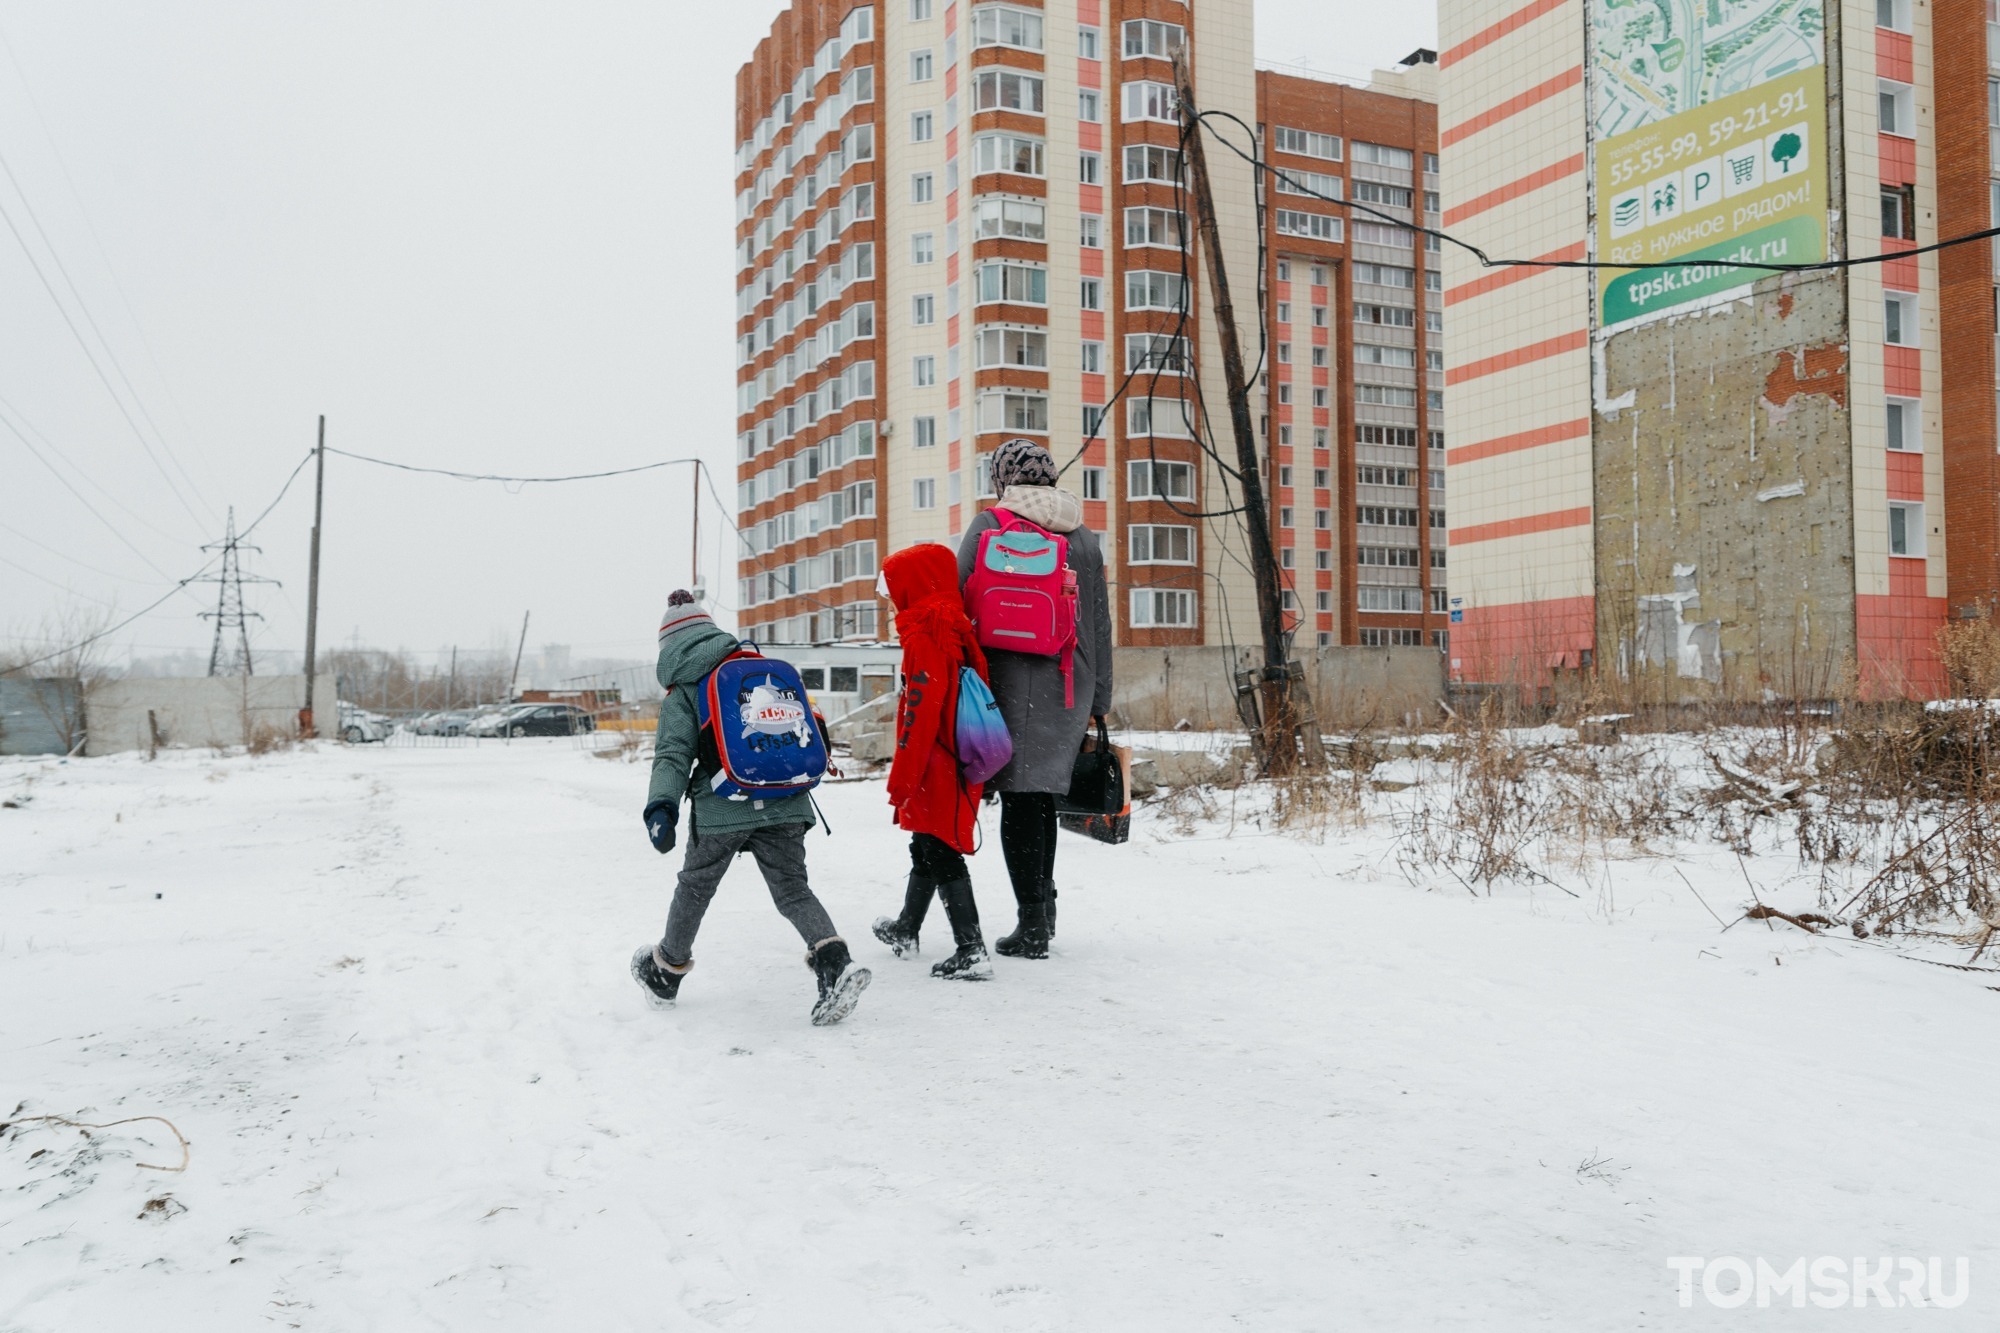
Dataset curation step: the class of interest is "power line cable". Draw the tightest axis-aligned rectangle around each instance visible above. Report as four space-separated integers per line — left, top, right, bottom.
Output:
0 389 198 549
1193 108 2000 277
0 144 216 524
0 189 211 533
324 447 703 484
0 406 186 581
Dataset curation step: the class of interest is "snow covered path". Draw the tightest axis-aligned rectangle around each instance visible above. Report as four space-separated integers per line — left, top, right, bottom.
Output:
2 742 1995 1329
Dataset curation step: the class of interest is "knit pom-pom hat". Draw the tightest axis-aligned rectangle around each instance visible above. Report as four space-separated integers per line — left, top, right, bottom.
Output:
658 588 715 644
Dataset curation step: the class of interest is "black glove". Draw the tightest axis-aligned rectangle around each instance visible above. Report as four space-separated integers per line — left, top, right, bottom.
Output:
644 801 678 854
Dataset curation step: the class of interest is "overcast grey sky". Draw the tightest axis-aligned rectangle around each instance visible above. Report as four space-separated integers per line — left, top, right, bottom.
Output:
0 0 1435 673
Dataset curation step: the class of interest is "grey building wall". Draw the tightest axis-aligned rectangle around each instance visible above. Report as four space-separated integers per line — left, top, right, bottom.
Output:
84 674 336 756
0 679 82 756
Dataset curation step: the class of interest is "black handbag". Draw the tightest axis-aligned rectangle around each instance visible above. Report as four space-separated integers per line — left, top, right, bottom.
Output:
1056 717 1124 816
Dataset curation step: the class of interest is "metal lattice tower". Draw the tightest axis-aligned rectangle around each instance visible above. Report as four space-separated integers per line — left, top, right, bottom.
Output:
195 507 280 677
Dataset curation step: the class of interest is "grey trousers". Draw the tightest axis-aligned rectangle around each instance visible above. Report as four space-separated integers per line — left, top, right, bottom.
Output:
659 822 837 964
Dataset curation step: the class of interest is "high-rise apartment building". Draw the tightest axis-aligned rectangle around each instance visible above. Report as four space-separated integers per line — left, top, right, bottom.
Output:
1439 0 2000 699
733 2 1445 654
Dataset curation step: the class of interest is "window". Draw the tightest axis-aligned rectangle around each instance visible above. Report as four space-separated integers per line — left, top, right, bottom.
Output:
912 172 935 204
842 65 874 105
1276 260 1291 282
1081 277 1103 310
1313 468 1329 488
1878 0 1910 27
1277 342 1292 364
1277 302 1291 323
1128 458 1195 500
972 133 1046 177
911 50 935 82
1122 19 1185 58
1275 210 1344 242
1879 79 1914 136
1280 507 1294 528
1128 396 1195 439
1356 344 1418 368
1080 214 1103 247
1129 524 1194 563
1357 506 1420 527
1080 152 1102 185
975 260 1049 305
1278 384 1294 406
1278 465 1293 487
1882 185 1915 240
1083 404 1105 437
911 0 933 18
1275 169 1343 200
1273 127 1343 161
1889 500 1925 556
1131 588 1196 626
1121 81 1178 124
1125 270 1188 312
1354 262 1416 288
912 292 936 324
1125 332 1191 373
912 233 935 264
911 110 935 142
1351 182 1414 208
971 4 1045 50
1312 305 1327 327
912 355 936 387
1353 142 1414 169
914 415 938 448
1125 205 1186 249
1424 153 1439 173
1887 397 1920 451
974 68 1045 114
1080 340 1103 373
1078 25 1101 60
1357 588 1424 612
1123 144 1182 184
974 324 1048 368
1354 221 1413 247
913 477 937 510
1359 546 1419 567
972 196 1046 240
1884 290 1916 345
1358 465 1415 486
1312 388 1329 408
1313 346 1329 368
1316 591 1332 612
1079 90 1102 122
978 390 1050 432
1081 466 1105 500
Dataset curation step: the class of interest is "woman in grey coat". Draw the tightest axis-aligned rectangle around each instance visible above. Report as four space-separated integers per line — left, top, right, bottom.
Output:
957 439 1114 959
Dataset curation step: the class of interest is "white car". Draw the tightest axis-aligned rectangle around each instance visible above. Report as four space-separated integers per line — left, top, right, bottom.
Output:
336 702 391 744
466 705 536 738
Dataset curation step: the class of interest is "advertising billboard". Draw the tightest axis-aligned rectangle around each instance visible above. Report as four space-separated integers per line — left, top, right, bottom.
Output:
1591 0 1827 328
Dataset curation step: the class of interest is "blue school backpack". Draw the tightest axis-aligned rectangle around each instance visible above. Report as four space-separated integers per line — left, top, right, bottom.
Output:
954 666 1013 786
694 643 831 802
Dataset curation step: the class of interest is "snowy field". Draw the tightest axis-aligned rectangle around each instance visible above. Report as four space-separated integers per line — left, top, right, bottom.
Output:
3 739 1997 1329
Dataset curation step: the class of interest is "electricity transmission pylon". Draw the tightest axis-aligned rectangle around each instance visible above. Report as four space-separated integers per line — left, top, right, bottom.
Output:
196 507 280 677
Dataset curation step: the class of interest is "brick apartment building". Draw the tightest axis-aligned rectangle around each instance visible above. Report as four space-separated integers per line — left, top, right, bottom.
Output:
732 1 1448 653
1438 0 2000 699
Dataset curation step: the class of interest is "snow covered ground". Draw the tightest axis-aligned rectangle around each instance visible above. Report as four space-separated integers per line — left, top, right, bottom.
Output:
3 739 1996 1329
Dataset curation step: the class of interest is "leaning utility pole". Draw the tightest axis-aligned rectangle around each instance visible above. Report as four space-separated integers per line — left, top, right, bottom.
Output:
300 416 326 737
510 610 530 702
1172 51 1302 775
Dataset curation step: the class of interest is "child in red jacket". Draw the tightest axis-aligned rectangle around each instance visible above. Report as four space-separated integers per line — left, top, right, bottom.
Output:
871 542 992 979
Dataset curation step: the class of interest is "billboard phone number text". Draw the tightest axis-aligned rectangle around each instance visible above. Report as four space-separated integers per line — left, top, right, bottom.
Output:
1607 86 1813 188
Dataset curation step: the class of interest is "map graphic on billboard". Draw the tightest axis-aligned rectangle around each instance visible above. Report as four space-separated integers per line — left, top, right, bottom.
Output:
1591 0 1827 327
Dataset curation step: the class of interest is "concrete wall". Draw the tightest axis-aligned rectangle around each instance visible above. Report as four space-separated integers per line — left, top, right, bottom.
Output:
1594 277 1859 702
1111 645 1444 731
85 675 336 756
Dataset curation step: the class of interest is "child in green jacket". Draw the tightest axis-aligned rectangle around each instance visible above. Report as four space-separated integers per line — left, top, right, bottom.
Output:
630 591 869 1025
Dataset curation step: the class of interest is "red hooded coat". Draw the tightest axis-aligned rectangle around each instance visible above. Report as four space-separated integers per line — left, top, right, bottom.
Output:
882 542 990 853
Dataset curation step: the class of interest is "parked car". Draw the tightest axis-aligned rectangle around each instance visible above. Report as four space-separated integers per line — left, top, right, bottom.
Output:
336 702 391 744
409 710 477 736
491 703 597 738
466 704 536 738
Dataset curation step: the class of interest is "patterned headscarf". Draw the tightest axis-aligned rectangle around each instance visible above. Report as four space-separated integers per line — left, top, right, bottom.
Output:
991 438 1058 492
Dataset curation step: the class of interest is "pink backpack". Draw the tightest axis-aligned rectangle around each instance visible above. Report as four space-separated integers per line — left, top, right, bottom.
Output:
965 509 1080 707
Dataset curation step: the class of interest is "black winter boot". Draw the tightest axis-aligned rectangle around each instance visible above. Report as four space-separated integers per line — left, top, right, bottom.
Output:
872 873 935 957
806 937 871 1026
994 896 1051 959
929 879 992 980
1046 882 1057 940
631 945 690 1009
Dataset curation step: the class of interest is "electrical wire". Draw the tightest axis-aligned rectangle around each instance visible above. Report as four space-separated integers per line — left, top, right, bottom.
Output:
323 447 704 484
0 405 184 580
1192 108 2000 277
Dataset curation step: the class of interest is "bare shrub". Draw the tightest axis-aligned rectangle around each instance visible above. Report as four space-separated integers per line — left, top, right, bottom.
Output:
1396 704 1547 888
244 724 293 757
1938 613 2000 700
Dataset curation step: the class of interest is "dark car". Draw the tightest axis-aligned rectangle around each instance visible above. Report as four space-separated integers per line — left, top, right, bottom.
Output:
499 703 597 738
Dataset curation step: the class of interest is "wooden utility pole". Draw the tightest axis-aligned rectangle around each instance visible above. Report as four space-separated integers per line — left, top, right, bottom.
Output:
1172 52 1299 774
299 415 326 738
447 645 458 711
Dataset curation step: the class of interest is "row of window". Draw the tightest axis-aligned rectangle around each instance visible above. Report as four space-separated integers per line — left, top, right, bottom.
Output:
741 540 882 607
741 604 881 645
738 7 874 175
